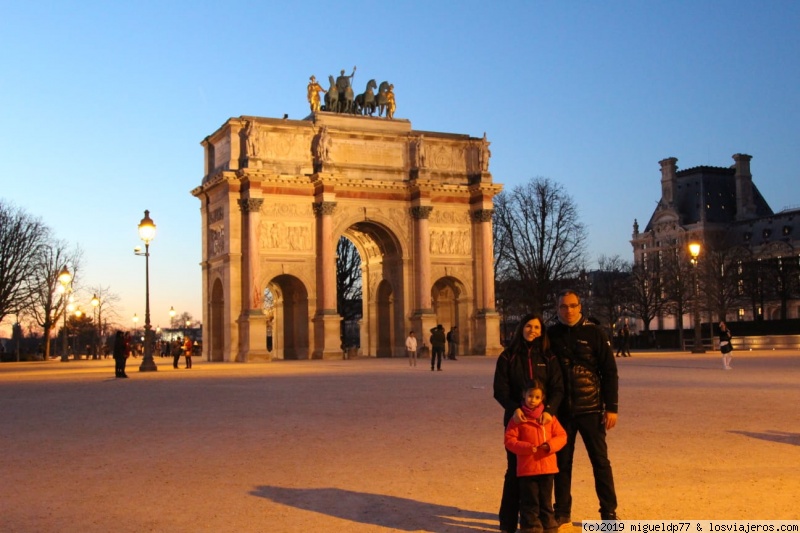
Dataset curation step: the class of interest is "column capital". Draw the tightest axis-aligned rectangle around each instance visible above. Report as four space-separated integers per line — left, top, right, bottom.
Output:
471 209 494 223
409 206 434 220
313 201 337 217
238 198 264 213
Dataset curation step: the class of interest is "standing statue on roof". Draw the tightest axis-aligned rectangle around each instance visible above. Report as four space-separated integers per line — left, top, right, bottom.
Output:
307 75 326 113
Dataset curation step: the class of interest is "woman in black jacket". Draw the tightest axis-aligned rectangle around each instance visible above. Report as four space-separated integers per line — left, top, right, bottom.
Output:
493 313 564 533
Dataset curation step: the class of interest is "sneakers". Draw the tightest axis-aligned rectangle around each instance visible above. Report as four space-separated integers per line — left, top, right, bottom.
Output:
600 513 620 521
556 516 572 528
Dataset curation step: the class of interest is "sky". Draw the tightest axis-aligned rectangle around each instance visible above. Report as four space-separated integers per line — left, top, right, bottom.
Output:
2 0 799 335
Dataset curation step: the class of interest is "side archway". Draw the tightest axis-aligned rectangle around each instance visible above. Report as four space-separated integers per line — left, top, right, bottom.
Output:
432 276 470 352
209 278 225 362
264 275 310 360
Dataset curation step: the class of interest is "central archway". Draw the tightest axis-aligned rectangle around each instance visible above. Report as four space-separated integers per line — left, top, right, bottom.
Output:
339 221 405 358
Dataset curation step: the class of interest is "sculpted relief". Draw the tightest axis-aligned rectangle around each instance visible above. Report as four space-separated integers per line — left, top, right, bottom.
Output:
259 219 312 251
430 229 471 255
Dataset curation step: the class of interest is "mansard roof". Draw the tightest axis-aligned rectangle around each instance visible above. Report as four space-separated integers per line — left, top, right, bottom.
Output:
643 164 773 232
726 207 799 252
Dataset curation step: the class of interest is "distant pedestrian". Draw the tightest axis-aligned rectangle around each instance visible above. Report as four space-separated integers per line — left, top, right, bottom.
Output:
112 331 128 379
172 338 183 369
405 331 418 367
429 324 446 371
447 326 459 360
718 322 733 370
183 337 193 369
621 325 631 357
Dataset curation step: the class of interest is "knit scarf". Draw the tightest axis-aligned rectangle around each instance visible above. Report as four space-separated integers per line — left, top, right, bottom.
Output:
521 403 545 423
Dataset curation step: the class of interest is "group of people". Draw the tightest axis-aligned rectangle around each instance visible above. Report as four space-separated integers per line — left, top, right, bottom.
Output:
493 289 620 532
111 334 196 377
614 325 632 357
404 325 459 370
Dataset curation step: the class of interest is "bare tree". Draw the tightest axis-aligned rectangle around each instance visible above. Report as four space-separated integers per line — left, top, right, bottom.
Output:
0 200 51 326
628 259 666 337
659 245 694 349
493 177 587 316
336 236 362 320
697 237 748 322
25 240 83 360
591 255 632 329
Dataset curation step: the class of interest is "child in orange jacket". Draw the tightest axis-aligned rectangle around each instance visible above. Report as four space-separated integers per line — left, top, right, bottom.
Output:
505 380 567 533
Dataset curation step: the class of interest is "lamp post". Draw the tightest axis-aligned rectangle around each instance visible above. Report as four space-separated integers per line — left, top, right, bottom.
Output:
689 242 705 353
91 294 100 359
136 209 158 371
58 266 72 362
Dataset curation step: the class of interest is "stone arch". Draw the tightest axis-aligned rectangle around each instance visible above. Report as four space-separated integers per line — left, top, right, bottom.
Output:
264 275 310 360
339 220 405 358
193 113 503 361
432 276 470 349
209 277 225 362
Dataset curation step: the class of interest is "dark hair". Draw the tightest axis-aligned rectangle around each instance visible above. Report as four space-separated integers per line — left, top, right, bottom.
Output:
557 289 581 305
523 378 546 398
508 313 549 354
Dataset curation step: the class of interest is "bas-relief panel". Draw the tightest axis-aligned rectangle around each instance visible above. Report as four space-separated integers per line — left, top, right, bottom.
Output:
429 229 471 255
338 141 405 168
259 220 313 251
429 209 471 225
214 137 231 169
429 209 471 256
245 121 312 162
261 202 314 218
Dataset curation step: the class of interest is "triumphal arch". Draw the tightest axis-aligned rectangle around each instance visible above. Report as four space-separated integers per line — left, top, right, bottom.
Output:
192 109 503 361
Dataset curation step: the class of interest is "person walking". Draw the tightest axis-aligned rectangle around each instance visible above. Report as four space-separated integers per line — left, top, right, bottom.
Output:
405 330 418 367
621 325 631 357
548 289 620 523
447 326 459 360
172 338 183 369
183 336 193 369
718 321 733 370
429 325 446 371
504 380 567 533
493 313 564 533
112 331 128 378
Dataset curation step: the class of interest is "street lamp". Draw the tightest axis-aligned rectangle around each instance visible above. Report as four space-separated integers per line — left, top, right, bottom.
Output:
135 210 157 371
91 294 100 359
688 242 705 353
58 265 72 362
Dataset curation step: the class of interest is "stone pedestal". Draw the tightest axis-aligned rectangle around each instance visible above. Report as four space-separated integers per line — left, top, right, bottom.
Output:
313 312 343 359
239 310 270 362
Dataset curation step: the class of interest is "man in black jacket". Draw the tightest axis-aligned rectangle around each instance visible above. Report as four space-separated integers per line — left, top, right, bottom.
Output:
548 290 620 523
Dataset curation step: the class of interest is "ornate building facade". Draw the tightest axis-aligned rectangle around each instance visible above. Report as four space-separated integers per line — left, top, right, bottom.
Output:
631 153 800 331
192 112 502 361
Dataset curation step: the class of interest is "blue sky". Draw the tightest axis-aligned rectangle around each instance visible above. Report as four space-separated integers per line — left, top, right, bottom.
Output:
2 1 798 334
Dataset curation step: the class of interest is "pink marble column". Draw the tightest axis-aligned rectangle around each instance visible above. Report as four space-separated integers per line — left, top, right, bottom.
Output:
238 198 264 309
314 201 337 312
474 209 496 311
411 206 434 312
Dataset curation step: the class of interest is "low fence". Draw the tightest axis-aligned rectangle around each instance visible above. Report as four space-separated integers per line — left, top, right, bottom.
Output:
683 334 800 351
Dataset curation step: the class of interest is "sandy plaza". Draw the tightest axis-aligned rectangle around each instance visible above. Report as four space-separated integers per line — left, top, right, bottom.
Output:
1 350 798 532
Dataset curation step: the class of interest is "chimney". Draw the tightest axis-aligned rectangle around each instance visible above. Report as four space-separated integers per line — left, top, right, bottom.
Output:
659 157 678 208
733 153 755 220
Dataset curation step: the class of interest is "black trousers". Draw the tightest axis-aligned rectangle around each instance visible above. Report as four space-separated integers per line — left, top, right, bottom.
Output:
554 413 617 519
114 357 127 377
430 346 444 369
519 474 556 532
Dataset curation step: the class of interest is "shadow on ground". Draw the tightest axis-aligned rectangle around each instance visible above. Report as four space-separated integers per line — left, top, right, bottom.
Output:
729 430 800 446
250 485 496 532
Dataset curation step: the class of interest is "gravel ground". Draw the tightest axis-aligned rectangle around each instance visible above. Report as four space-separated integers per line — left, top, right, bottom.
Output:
1 349 798 532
